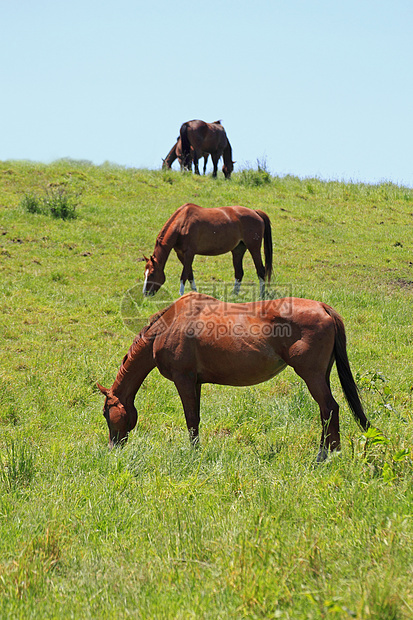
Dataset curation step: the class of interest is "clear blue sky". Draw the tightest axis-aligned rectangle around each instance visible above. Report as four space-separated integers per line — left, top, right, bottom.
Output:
1 0 412 185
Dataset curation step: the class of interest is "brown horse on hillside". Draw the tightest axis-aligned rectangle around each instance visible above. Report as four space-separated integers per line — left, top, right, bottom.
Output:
142 203 273 297
98 293 370 462
180 120 234 178
162 138 209 174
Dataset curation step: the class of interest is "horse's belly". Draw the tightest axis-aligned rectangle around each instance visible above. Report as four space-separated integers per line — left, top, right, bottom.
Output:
196 233 241 256
198 350 287 387
185 221 242 256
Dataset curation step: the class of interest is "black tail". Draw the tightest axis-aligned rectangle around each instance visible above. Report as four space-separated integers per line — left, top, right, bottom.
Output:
324 305 370 431
179 122 191 168
255 210 273 283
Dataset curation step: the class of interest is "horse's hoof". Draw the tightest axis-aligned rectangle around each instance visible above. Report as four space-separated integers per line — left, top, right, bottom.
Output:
189 432 200 448
316 448 328 463
316 448 342 464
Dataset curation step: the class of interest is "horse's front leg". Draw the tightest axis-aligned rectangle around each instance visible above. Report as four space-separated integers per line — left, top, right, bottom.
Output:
173 373 201 445
178 252 197 295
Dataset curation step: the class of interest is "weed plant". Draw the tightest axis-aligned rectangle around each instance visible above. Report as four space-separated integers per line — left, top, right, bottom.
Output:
238 158 272 186
0 439 36 492
0 159 412 618
20 185 78 219
20 193 44 215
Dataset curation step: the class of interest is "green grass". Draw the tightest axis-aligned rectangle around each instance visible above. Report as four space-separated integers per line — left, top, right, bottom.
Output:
0 159 412 618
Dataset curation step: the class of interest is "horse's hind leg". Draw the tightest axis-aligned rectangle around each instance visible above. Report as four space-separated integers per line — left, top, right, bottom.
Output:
231 242 247 294
248 246 266 299
173 374 201 445
300 370 341 462
203 155 209 175
211 154 219 178
193 153 200 175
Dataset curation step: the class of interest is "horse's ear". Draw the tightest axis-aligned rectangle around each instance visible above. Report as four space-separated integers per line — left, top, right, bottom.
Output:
96 382 109 396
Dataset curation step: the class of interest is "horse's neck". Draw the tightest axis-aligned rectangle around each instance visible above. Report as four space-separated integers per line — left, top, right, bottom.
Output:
153 238 172 267
112 335 155 405
153 216 180 266
164 143 178 166
223 141 232 165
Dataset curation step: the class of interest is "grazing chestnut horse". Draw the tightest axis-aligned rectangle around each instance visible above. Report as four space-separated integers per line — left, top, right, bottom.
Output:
180 120 234 178
162 138 209 174
142 203 273 297
98 293 370 462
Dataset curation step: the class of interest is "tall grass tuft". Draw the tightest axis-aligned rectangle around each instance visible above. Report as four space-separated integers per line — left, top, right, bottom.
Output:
20 186 78 219
44 186 78 219
0 439 36 492
237 158 272 186
20 193 43 214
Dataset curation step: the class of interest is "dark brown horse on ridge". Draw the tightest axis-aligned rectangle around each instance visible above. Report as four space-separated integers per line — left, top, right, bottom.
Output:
180 120 234 178
162 138 209 174
142 203 273 297
98 292 370 462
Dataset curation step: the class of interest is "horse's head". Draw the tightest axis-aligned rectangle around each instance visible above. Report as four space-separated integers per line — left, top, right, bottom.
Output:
97 383 137 449
176 139 193 171
142 255 166 296
222 160 235 179
180 149 192 170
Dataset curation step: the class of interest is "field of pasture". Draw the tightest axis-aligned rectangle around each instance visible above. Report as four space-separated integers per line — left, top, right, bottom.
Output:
0 159 412 619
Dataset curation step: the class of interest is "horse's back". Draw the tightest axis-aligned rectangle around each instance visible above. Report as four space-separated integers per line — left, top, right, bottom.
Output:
169 204 266 255
179 203 261 224
152 293 337 377
182 120 228 154
151 294 286 385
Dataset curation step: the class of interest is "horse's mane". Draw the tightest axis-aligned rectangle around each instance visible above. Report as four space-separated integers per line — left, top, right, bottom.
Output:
131 302 174 348
155 204 187 244
144 302 174 334
115 302 175 385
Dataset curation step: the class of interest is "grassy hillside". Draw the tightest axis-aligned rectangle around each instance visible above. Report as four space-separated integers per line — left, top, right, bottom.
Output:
0 159 412 618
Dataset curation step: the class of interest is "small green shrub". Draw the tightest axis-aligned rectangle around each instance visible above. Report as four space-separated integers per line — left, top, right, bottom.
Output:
20 186 78 220
44 187 77 220
20 193 44 214
238 158 272 187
